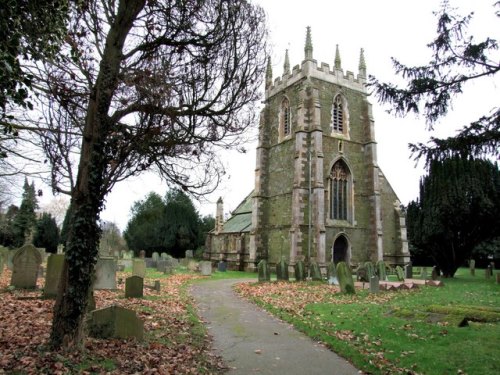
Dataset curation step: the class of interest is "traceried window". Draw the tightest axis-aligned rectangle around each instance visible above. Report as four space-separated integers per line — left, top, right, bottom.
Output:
330 161 350 220
332 95 344 133
280 98 291 137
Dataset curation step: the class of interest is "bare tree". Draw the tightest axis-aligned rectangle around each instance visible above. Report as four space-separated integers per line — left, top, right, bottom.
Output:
25 0 267 349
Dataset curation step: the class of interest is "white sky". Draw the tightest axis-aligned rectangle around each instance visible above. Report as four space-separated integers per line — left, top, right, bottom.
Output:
38 0 499 231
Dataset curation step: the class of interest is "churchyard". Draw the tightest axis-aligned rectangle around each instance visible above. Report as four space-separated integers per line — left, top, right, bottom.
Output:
0 248 498 374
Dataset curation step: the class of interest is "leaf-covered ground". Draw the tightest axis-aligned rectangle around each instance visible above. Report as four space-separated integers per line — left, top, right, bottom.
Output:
0 269 225 374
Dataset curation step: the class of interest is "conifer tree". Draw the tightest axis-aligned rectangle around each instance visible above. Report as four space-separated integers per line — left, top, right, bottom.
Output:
12 178 38 246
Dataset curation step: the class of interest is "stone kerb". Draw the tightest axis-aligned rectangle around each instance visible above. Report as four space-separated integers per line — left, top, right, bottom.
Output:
43 254 65 298
125 276 144 298
87 305 144 340
11 244 42 289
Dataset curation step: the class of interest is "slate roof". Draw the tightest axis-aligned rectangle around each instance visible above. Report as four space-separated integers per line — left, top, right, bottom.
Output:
218 191 253 234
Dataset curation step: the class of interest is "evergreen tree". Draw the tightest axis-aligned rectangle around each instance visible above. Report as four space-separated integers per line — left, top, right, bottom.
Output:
0 204 18 247
34 213 60 253
407 157 500 277
12 178 38 246
123 193 167 256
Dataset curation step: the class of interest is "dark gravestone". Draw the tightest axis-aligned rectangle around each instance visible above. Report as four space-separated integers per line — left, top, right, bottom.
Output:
336 261 355 294
217 261 227 272
310 261 322 281
87 305 144 340
294 260 306 281
276 258 289 281
404 263 413 279
139 250 146 259
431 266 439 280
43 254 65 298
11 244 42 289
144 258 156 268
376 260 387 281
125 276 144 298
258 259 270 282
365 262 375 279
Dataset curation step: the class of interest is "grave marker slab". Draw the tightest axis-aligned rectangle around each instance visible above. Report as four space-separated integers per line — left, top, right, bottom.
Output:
217 261 227 272
258 259 270 282
87 305 144 340
294 260 306 281
276 258 289 281
43 254 65 298
310 261 322 281
10 244 42 289
93 257 117 290
369 275 380 293
125 276 144 298
336 261 355 294
200 261 212 276
132 259 146 278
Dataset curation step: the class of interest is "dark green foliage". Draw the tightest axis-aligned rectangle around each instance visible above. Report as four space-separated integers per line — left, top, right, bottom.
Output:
0 204 18 247
59 203 73 248
336 261 355 294
368 2 500 163
123 193 167 256
407 157 500 277
34 213 60 253
12 179 38 246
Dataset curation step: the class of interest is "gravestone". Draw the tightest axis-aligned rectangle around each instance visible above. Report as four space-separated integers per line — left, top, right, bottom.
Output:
154 280 161 292
404 263 413 279
132 259 146 278
336 261 355 294
152 252 159 263
87 305 144 340
93 257 117 290
485 265 492 279
156 260 168 273
431 266 439 280
326 262 338 285
185 249 194 258
369 275 380 293
125 276 144 298
200 261 212 276
294 260 306 281
11 244 42 289
276 257 289 281
365 262 375 279
395 266 405 281
43 254 65 298
139 250 146 259
421 267 428 280
376 260 387 281
7 249 15 270
310 261 322 281
187 260 199 272
356 265 369 282
217 261 227 272
258 259 270 282
160 252 168 260
145 258 156 268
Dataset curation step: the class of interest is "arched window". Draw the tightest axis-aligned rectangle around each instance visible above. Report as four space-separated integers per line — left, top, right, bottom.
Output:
330 161 350 220
332 95 344 133
280 98 291 137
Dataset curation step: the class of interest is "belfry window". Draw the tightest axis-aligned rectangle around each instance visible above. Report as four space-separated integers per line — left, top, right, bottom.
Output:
280 98 291 137
332 95 344 133
330 161 350 220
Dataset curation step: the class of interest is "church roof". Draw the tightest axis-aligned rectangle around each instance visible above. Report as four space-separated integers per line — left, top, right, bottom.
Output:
219 191 253 234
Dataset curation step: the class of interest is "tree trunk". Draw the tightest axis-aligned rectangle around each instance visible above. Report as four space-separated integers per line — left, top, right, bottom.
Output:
49 0 145 350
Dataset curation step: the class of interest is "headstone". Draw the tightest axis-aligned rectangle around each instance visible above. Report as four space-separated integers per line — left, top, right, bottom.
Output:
485 265 492 279
200 261 212 276
185 250 194 258
431 266 439 280
276 257 289 281
152 252 159 263
87 305 144 340
125 276 144 298
217 261 227 272
93 257 117 290
310 261 322 281
7 249 15 270
10 244 42 289
139 250 146 259
43 254 65 298
356 265 369 282
395 266 405 281
187 260 199 272
154 280 161 292
156 260 168 273
144 258 156 268
421 267 428 280
326 262 338 285
364 262 375 279
369 275 380 293
160 252 168 260
336 261 355 294
376 260 387 281
258 259 270 282
294 260 306 281
132 259 146 278
404 263 413 279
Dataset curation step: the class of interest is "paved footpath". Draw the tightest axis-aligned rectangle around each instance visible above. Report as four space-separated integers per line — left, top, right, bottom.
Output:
190 279 360 375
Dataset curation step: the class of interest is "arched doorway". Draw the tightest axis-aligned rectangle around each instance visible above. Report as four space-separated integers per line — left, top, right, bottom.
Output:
332 235 348 265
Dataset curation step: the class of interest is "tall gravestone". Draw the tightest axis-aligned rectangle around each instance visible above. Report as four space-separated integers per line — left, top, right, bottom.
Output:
276 257 289 281
132 259 146 278
404 263 413 279
11 244 42 289
336 261 355 294
125 276 144 298
364 262 375 279
93 257 117 290
369 275 380 293
294 260 306 281
258 259 270 282
376 260 387 281
326 262 338 285
310 261 322 281
152 252 159 263
200 261 212 276
43 254 65 298
469 259 475 275
421 267 428 280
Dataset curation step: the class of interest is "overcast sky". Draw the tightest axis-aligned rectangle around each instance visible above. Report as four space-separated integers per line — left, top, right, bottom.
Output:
38 0 500 231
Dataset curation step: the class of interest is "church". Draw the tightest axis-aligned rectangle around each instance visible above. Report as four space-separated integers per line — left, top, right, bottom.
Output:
204 28 410 271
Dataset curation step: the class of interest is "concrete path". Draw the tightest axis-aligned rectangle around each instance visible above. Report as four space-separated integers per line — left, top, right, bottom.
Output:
190 279 360 375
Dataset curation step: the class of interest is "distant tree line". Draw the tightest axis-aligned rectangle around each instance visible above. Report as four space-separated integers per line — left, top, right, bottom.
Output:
123 189 214 258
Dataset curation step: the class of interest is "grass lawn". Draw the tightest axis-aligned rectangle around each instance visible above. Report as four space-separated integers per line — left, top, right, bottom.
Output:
235 268 500 375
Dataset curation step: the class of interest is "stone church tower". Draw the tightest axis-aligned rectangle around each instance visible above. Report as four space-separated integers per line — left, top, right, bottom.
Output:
206 28 409 271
